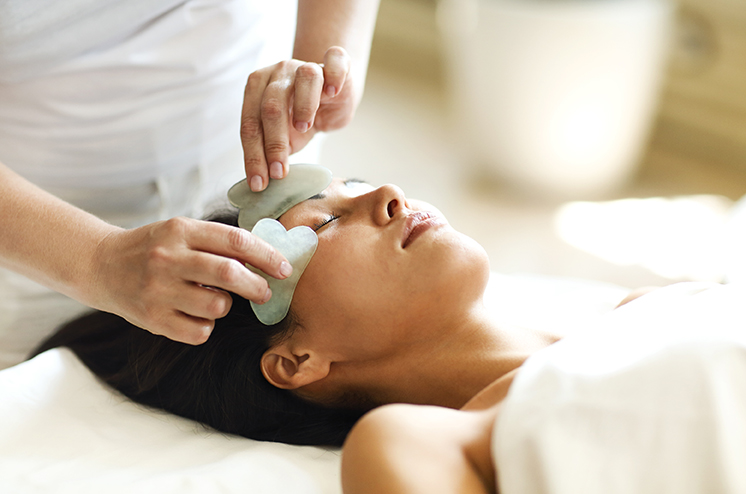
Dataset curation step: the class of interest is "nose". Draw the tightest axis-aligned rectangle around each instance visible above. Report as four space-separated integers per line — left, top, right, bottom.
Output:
370 184 408 225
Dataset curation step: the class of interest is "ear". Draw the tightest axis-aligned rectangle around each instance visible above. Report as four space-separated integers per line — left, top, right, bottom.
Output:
261 343 331 390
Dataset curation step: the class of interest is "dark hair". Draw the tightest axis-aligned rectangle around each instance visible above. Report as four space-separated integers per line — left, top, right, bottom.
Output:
31 209 368 447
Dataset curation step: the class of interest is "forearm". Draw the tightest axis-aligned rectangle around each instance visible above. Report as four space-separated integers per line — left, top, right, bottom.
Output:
294 0 380 92
0 162 119 306
1 162 290 344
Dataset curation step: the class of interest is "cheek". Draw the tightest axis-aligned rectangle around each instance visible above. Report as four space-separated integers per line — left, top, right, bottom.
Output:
291 233 372 324
289 239 400 357
291 228 407 327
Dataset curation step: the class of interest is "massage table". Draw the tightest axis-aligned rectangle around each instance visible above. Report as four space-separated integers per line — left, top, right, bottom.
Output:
15 272 734 493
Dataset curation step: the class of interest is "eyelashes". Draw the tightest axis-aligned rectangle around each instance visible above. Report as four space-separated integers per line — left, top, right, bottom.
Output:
313 212 340 232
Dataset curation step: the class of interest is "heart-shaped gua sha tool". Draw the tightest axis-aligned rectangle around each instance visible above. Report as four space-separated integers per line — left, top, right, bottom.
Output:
227 164 333 231
248 218 318 325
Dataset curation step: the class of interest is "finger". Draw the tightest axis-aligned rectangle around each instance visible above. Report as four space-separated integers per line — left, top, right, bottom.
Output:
287 127 317 157
186 220 292 280
292 62 323 134
241 69 272 191
322 46 350 99
174 284 234 321
161 311 215 345
183 251 273 304
261 66 294 181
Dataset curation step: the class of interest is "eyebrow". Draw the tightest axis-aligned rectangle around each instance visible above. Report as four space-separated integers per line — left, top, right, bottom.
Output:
307 178 368 201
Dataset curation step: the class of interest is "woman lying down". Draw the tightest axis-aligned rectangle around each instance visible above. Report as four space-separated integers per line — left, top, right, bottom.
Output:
34 175 746 494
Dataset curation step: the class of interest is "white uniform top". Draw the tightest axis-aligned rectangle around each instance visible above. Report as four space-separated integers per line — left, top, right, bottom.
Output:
0 0 297 369
494 282 746 494
0 0 295 191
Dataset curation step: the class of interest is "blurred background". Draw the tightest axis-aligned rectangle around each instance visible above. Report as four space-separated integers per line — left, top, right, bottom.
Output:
318 0 746 289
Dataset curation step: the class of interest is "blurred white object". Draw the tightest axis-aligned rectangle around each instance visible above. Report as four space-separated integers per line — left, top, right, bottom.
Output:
724 194 746 284
439 0 674 197
554 195 732 282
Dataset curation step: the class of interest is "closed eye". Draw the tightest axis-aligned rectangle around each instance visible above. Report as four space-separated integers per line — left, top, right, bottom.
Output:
313 213 340 232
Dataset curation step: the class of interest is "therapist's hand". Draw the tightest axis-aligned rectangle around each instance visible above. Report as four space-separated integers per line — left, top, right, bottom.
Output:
240 46 357 192
91 217 292 345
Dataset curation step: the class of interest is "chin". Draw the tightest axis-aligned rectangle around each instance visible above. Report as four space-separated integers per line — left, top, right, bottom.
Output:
456 231 491 283
422 228 491 301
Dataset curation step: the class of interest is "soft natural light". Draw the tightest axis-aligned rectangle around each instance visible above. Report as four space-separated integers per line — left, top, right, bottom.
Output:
554 195 734 281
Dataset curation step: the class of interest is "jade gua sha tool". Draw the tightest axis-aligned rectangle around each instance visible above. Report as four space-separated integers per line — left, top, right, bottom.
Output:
227 163 333 231
227 164 333 325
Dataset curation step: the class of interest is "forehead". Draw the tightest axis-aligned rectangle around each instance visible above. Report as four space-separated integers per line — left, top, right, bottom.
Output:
308 177 371 200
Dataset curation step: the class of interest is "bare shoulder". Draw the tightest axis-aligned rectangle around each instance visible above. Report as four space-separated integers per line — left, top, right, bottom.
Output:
341 404 499 494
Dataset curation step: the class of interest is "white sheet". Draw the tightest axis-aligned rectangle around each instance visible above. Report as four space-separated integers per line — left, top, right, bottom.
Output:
0 273 629 493
495 282 746 494
0 348 342 494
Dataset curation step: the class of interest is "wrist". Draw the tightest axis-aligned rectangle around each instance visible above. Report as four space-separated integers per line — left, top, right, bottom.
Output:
78 224 124 312
293 0 379 74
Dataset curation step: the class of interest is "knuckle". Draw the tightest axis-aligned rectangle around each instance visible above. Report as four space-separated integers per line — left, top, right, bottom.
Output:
296 62 322 80
246 71 264 91
159 314 215 345
243 155 264 173
261 98 285 120
294 105 316 121
227 227 254 253
325 47 350 72
167 215 190 228
190 326 212 346
216 259 244 286
250 277 270 301
326 45 347 59
172 321 209 346
263 246 281 268
162 216 190 236
147 217 190 266
147 244 170 263
263 140 288 156
206 293 230 319
146 245 174 272
326 67 345 80
240 117 262 141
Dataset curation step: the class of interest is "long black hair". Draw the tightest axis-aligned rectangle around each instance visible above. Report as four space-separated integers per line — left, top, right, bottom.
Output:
31 209 368 447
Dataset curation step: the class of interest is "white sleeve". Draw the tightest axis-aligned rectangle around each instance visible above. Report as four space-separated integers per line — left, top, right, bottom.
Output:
493 282 746 494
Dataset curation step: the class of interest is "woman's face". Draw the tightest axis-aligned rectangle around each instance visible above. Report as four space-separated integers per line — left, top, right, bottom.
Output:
278 179 490 363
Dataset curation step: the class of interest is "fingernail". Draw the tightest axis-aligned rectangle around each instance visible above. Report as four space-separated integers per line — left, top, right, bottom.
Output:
250 175 263 192
294 121 309 133
279 261 293 278
262 288 272 304
270 161 284 179
325 85 336 98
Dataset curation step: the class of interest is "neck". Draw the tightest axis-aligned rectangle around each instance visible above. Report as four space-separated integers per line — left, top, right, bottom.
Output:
352 303 563 409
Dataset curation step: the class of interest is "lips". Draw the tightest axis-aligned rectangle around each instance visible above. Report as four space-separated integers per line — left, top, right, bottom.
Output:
401 212 446 248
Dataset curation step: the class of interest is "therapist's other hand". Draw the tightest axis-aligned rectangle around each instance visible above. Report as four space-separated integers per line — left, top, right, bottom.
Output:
91 217 292 345
241 46 356 191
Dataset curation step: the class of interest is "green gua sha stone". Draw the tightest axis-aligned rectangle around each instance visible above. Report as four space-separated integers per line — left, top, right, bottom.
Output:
248 218 318 325
227 164 333 231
